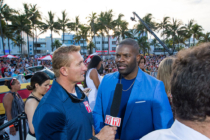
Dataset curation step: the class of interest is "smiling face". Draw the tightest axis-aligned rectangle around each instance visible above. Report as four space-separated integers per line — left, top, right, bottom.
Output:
115 45 140 79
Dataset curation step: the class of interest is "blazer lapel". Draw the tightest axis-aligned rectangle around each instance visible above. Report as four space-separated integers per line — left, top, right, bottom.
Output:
121 68 143 131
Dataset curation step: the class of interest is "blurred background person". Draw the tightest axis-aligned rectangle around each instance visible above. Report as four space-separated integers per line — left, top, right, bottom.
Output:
25 72 50 140
84 55 102 110
3 78 24 140
157 57 176 105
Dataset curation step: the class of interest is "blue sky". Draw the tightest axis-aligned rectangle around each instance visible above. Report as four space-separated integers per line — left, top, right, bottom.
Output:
5 0 210 38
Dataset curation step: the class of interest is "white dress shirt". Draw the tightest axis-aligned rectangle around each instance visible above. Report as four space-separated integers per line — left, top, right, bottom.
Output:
141 119 210 140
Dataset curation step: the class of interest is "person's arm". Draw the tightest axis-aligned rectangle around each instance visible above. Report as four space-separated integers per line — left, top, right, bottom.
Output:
3 93 16 135
152 81 174 129
33 104 67 140
90 69 100 89
92 77 105 134
25 99 39 134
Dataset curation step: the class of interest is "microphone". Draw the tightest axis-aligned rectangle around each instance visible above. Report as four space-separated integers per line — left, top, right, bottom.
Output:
105 84 123 127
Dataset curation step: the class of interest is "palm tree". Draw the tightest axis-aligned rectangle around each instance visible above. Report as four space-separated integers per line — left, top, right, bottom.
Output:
197 32 210 44
52 39 62 50
87 41 96 54
136 36 150 55
10 13 31 54
23 3 34 57
87 12 98 53
1 4 16 54
12 35 26 53
162 18 184 53
157 16 170 44
113 21 130 41
102 9 115 54
191 24 203 46
97 12 106 54
40 11 60 52
58 10 71 44
134 13 157 38
150 39 160 51
0 0 9 54
74 24 90 54
29 4 42 55
182 19 195 47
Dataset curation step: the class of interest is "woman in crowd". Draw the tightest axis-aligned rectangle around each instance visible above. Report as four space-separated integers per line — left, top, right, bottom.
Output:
3 78 24 140
138 55 150 74
84 55 102 110
25 72 50 140
157 57 176 105
4 68 10 77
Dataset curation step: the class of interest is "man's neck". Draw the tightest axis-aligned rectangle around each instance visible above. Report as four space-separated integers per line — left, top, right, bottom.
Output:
56 77 76 93
121 66 138 80
177 117 210 139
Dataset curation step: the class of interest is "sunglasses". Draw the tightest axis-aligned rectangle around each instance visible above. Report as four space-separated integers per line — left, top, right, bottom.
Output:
10 78 16 86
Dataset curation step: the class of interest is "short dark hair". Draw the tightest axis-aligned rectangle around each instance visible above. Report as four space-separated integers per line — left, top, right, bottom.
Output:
27 72 50 91
171 43 210 121
118 38 139 54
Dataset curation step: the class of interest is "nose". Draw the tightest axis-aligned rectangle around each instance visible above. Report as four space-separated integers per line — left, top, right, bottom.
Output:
82 63 87 71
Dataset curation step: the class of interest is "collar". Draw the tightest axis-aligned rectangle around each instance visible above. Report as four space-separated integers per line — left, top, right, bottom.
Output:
171 120 210 140
113 67 143 86
50 80 85 102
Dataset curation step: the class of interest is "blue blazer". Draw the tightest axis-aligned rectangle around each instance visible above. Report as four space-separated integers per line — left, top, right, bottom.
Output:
93 68 174 140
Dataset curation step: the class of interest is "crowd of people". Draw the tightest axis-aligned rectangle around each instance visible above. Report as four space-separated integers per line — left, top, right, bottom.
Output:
1 38 210 140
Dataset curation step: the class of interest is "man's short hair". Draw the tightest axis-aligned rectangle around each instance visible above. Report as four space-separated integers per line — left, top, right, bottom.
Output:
52 45 80 77
118 38 139 54
171 43 210 121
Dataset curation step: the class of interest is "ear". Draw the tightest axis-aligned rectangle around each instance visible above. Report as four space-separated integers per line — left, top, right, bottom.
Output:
35 83 39 89
136 53 141 64
60 67 68 76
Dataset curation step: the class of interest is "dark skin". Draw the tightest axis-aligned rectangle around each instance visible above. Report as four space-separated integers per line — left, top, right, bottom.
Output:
115 45 140 80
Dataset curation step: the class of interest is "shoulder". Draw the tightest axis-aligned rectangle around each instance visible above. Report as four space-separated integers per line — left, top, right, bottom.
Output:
25 97 39 109
141 129 175 140
3 92 14 100
90 69 98 75
103 72 118 80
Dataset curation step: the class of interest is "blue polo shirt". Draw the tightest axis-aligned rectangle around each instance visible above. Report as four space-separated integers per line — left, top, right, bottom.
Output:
33 80 93 140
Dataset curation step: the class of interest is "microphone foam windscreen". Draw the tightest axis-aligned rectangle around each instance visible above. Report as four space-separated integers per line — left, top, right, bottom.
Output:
110 84 123 117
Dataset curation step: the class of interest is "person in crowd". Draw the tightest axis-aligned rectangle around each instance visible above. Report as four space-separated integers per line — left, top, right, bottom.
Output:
1 64 6 77
12 69 19 77
93 38 173 140
84 55 102 110
3 78 25 140
4 68 10 77
141 43 210 140
138 55 150 75
8 69 12 77
33 46 117 140
25 72 50 140
157 57 176 105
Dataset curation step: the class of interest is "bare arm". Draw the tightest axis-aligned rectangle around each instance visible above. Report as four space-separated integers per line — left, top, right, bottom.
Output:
90 69 100 89
3 93 14 121
3 93 16 135
25 98 39 134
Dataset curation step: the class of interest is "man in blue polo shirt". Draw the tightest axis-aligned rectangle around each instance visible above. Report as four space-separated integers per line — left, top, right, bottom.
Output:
33 46 117 140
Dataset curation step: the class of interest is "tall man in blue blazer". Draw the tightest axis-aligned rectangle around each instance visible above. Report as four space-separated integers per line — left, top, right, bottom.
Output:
93 38 174 140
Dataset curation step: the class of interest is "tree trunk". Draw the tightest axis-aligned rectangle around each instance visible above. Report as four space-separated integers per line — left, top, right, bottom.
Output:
33 27 35 55
102 34 104 55
83 38 85 55
193 37 195 46
51 30 53 52
27 33 29 58
189 38 191 47
63 28 64 44
7 38 10 54
36 28 38 54
21 32 23 55
0 17 5 54
108 31 110 55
